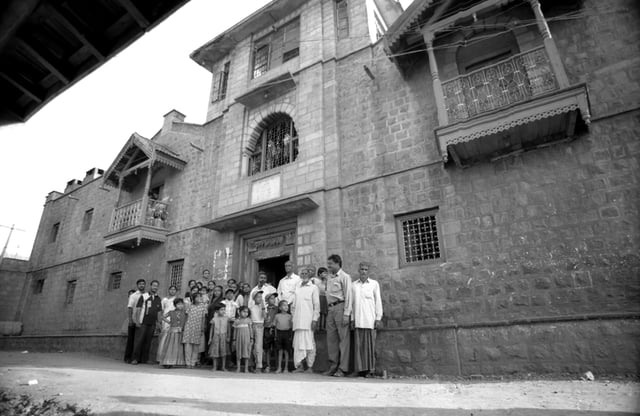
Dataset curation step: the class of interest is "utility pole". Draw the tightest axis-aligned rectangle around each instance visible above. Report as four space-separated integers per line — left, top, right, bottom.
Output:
0 224 26 267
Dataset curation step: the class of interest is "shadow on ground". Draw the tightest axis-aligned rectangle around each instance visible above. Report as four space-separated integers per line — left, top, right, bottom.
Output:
108 396 638 416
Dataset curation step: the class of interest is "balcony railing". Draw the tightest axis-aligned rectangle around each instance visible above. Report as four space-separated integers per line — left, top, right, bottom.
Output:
442 46 558 123
109 198 169 232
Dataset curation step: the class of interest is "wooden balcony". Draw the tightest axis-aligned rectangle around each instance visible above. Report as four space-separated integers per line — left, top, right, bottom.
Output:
435 46 590 167
104 198 169 251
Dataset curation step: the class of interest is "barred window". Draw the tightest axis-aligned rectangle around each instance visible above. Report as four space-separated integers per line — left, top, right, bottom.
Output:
108 272 122 291
65 280 77 305
336 0 349 39
396 209 442 267
169 260 184 291
82 209 94 232
248 114 299 176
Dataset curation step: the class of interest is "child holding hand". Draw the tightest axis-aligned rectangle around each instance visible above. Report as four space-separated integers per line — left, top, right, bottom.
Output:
209 304 230 371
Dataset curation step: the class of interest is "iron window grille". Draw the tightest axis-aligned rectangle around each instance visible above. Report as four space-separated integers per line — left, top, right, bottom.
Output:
396 209 442 267
169 260 184 291
82 208 94 232
65 280 77 305
248 115 299 176
252 18 300 79
108 272 122 291
336 0 349 39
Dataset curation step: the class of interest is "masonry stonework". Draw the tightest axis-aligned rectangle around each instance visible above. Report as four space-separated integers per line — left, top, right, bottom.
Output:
9 0 640 376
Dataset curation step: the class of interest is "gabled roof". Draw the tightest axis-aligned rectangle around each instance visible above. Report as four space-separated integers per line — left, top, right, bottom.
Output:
103 133 186 188
385 0 437 53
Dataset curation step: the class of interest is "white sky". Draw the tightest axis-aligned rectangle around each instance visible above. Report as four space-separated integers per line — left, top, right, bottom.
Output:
0 0 412 259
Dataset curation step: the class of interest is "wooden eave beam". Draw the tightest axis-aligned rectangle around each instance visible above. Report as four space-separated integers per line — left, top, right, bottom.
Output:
115 0 150 29
427 0 512 35
122 159 151 177
0 71 43 103
15 39 70 85
121 148 141 172
44 4 105 61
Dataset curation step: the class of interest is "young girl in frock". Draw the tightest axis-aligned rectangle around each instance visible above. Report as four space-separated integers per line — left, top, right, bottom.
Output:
160 298 186 368
182 293 207 368
233 306 253 373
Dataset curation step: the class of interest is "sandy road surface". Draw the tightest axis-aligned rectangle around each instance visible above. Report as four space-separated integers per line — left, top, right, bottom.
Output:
0 352 638 415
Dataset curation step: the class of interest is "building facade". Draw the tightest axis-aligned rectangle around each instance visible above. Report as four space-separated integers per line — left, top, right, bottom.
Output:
12 0 640 375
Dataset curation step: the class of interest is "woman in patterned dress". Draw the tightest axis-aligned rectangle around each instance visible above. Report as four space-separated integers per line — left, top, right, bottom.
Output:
182 293 207 368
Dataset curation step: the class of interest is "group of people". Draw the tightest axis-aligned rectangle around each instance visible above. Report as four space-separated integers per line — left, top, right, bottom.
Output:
123 254 383 377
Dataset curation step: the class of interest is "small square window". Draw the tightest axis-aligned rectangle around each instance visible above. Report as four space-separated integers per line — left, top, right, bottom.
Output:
33 279 45 294
82 209 94 232
396 209 442 267
108 272 122 291
50 222 60 243
65 280 77 305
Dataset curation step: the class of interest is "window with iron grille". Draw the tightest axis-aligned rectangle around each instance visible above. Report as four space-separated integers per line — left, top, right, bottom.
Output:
252 18 300 79
108 272 122 291
50 222 60 243
336 0 349 39
65 280 77 305
248 114 299 176
169 260 184 291
396 209 442 267
82 208 94 232
212 61 230 102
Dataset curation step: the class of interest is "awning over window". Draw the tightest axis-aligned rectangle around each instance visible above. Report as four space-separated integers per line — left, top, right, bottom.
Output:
103 133 186 189
202 195 319 232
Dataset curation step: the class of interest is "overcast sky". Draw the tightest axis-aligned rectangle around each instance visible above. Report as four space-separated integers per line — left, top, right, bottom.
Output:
0 0 411 259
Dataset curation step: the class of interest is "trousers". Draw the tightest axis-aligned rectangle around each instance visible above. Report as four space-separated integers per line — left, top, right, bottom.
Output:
326 302 350 372
252 322 264 369
132 324 154 363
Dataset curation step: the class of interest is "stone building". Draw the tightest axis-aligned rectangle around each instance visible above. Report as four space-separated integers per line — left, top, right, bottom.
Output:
10 0 639 375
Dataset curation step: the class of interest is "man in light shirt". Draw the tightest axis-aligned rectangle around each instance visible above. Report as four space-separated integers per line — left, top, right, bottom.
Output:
124 279 145 363
249 271 277 306
324 254 352 377
350 262 383 377
277 260 300 305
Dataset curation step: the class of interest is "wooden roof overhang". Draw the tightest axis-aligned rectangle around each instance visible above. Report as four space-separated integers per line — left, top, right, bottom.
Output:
103 133 186 190
0 0 190 126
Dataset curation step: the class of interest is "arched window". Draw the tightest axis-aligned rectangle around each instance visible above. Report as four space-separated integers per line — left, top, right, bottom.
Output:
248 114 299 176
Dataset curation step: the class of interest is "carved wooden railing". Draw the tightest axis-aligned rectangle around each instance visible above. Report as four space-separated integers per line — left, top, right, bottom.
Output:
442 46 558 123
109 199 169 232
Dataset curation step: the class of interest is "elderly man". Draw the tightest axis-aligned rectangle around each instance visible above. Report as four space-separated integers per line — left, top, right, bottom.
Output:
291 267 320 373
277 260 300 305
249 271 277 306
324 254 352 377
351 262 383 377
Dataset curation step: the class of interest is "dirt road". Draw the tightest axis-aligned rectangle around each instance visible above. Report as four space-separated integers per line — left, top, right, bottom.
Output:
0 351 638 415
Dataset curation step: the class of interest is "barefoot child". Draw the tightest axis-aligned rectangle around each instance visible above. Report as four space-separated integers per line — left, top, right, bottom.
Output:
233 306 253 373
209 304 229 371
274 300 293 373
263 293 278 372
160 298 186 368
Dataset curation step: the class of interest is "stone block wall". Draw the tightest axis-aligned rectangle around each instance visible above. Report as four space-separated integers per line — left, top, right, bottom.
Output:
0 258 27 321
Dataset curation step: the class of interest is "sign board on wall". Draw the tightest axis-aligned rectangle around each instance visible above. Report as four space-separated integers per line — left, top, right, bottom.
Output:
250 174 281 205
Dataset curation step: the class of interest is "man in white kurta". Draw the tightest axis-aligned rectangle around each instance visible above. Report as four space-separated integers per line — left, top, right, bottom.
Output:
351 262 383 376
291 268 320 373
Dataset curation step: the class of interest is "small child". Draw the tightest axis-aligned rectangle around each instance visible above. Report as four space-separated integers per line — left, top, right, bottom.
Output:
160 298 186 368
199 287 210 305
263 293 278 372
209 304 229 371
222 289 239 367
233 306 253 373
274 300 293 373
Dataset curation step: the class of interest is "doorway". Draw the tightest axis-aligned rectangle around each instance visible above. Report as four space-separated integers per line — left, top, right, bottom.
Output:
257 255 289 288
